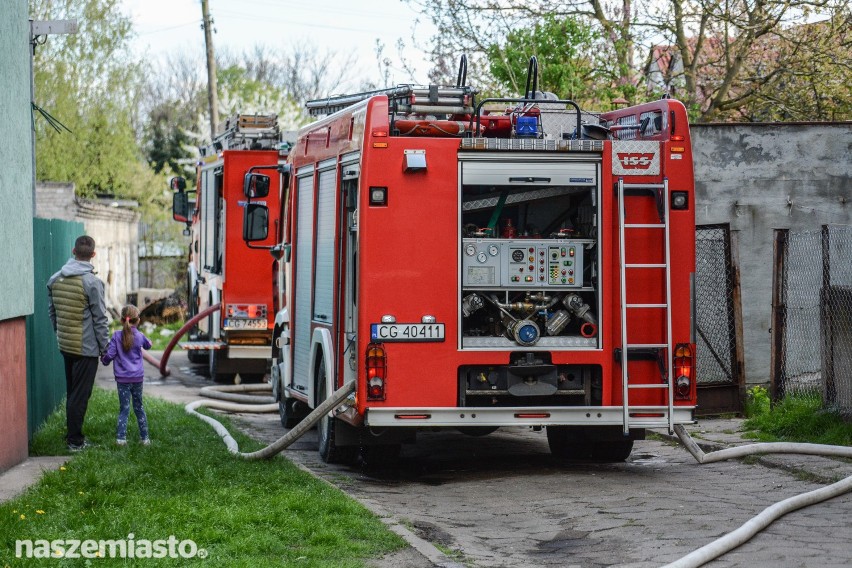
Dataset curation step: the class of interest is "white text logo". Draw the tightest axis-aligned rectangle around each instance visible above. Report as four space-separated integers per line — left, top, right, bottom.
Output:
15 534 207 559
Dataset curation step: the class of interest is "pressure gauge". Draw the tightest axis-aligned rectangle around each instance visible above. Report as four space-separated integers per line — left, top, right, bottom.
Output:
488 244 499 256
465 243 477 256
477 252 488 263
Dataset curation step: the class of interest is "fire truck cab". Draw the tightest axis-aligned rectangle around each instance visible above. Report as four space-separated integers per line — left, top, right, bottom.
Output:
172 114 286 383
244 57 697 463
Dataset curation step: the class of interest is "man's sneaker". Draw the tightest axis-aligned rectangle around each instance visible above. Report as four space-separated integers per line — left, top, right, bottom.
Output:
67 441 95 452
116 439 127 446
140 438 151 446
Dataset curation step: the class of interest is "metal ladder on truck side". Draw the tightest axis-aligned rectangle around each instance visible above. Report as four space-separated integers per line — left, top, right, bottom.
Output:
617 178 675 434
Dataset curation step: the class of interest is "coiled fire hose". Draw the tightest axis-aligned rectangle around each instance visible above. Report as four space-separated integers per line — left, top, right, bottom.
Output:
185 381 355 460
663 424 852 568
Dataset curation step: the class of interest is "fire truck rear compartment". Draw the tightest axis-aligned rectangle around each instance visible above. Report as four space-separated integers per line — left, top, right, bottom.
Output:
459 353 602 407
459 157 601 350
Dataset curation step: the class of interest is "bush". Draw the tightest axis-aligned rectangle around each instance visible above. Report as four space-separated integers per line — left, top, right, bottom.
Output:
745 385 771 418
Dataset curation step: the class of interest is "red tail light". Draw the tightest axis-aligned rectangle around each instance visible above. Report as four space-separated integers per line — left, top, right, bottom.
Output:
674 343 694 400
366 343 387 401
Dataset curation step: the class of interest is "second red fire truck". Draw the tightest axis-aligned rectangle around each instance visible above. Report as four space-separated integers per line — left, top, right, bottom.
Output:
172 114 286 383
241 57 698 463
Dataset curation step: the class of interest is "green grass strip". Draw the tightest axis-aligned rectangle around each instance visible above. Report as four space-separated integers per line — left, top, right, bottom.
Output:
1 388 404 566
744 392 852 446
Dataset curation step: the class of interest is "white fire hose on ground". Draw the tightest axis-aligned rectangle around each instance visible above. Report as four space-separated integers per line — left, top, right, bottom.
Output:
185 381 355 460
186 385 852 566
663 424 852 568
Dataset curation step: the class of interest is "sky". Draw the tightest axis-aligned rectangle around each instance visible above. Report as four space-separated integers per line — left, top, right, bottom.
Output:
123 0 437 87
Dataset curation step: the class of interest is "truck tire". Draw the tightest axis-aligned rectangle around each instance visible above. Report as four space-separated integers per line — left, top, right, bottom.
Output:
209 349 236 384
187 342 209 365
271 342 298 428
240 373 266 384
279 396 302 429
546 426 633 462
316 359 357 464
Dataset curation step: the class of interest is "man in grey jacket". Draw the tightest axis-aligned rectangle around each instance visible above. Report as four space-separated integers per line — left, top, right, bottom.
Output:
47 235 110 451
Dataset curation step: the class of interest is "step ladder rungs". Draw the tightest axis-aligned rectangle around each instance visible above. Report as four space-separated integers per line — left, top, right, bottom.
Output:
621 183 666 190
618 177 674 436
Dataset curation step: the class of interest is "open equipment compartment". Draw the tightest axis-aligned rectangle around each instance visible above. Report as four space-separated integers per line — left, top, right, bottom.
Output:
459 155 602 350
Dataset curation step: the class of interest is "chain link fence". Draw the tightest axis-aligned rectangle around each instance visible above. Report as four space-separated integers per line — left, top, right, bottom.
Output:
695 225 740 387
772 225 852 417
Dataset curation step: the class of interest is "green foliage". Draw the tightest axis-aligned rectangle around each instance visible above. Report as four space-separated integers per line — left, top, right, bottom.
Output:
142 321 186 352
744 394 852 446
31 0 151 198
485 14 610 105
145 103 198 184
744 385 771 418
4 389 405 566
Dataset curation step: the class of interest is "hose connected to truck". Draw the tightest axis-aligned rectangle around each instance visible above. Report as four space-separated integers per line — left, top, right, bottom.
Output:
148 303 357 459
185 381 355 460
664 424 852 568
158 303 221 377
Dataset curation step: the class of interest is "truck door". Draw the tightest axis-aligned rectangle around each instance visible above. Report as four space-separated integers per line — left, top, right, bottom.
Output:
340 159 359 385
199 167 224 337
292 168 315 397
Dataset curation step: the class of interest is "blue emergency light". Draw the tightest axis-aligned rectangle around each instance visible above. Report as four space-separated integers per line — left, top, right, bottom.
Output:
515 116 538 138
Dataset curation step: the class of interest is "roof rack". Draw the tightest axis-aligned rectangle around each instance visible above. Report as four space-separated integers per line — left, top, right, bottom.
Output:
201 114 281 155
306 84 477 118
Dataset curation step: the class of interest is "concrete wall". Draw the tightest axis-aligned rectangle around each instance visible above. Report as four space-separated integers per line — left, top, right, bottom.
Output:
78 201 140 313
36 183 140 314
692 123 852 384
0 1 35 471
0 4 34 321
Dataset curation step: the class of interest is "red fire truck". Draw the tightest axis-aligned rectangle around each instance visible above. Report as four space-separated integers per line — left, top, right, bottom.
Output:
242 57 697 462
172 114 286 383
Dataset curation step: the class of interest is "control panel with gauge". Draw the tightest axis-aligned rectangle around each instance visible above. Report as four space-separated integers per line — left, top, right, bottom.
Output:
462 238 585 289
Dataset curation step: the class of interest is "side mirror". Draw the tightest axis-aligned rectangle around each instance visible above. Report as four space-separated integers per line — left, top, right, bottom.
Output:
173 192 190 223
243 203 269 242
170 176 187 192
244 173 270 198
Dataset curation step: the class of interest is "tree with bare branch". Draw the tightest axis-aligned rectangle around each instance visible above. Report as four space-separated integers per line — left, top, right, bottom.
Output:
406 0 849 121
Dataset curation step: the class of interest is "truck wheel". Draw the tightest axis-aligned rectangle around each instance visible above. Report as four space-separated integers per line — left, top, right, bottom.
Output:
187 346 209 365
209 350 236 384
240 373 266 384
316 360 356 464
279 397 301 429
546 427 633 462
271 343 295 428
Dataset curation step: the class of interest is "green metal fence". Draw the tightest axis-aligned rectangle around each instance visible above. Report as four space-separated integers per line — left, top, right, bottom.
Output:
25 218 84 438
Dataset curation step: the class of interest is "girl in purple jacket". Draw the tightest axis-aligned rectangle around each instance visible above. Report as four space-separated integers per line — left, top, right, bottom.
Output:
101 305 152 446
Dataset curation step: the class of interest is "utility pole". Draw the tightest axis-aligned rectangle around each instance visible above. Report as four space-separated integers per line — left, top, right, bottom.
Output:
201 0 219 141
